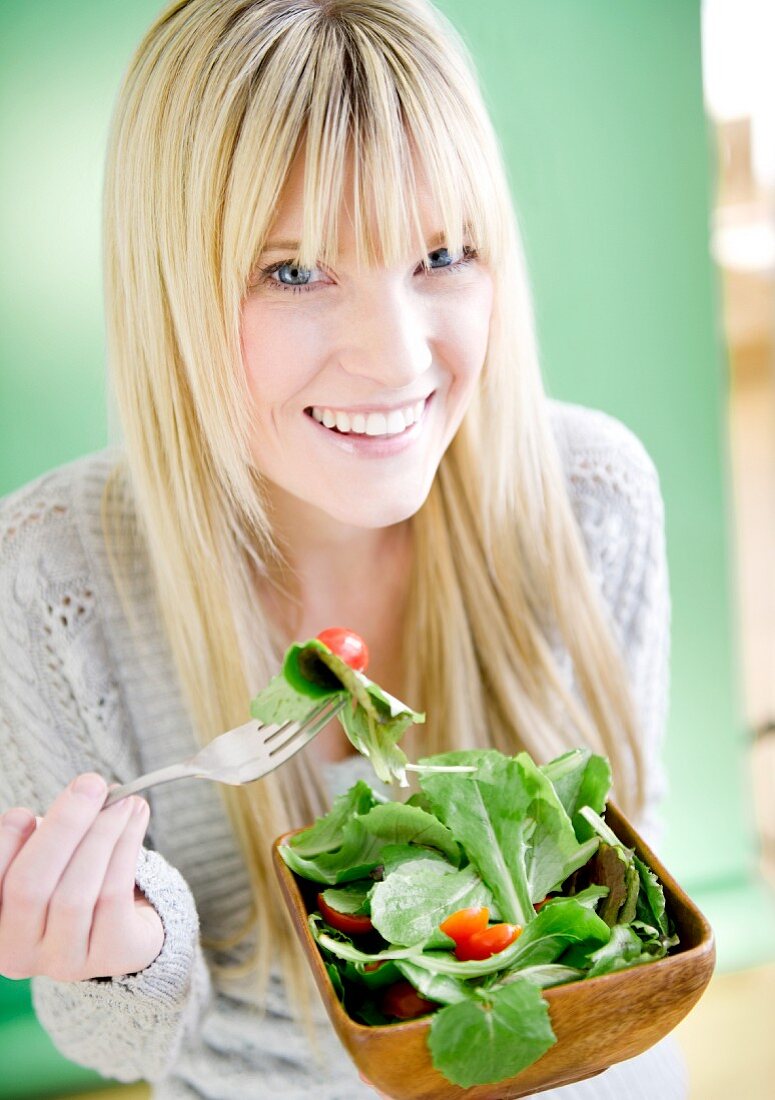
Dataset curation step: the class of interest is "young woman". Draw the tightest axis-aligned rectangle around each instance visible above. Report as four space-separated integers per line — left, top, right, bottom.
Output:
0 1 686 1096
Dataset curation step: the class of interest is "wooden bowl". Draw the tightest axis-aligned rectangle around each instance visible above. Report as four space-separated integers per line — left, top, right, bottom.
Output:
273 802 715 1099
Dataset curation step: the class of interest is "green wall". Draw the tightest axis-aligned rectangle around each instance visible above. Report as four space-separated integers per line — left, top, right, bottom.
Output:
0 5 770 1090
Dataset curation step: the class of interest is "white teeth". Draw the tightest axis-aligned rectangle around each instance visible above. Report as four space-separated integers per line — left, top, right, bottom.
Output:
385 410 406 435
365 412 388 436
309 396 428 436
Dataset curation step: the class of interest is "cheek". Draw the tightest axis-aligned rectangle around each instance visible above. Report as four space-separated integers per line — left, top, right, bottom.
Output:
441 279 494 386
239 303 320 411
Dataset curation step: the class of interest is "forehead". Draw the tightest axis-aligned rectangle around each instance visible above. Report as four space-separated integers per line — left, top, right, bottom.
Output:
262 139 448 263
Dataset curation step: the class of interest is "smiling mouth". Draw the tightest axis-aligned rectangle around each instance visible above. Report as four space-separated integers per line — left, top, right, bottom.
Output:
301 391 428 433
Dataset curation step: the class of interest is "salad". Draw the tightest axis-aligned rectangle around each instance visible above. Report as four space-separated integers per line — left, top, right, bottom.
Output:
253 629 679 1089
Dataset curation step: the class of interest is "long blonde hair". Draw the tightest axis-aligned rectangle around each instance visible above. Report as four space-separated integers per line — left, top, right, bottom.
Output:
102 0 647 1028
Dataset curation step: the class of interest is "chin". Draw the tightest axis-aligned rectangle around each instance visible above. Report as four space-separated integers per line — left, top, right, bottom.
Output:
326 485 432 529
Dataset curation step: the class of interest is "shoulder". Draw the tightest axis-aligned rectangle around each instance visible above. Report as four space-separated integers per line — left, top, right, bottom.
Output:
0 448 123 578
0 447 129 666
546 398 664 531
547 398 661 490
546 399 667 626
0 450 135 806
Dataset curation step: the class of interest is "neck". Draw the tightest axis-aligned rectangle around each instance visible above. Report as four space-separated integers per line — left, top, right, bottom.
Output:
257 482 413 650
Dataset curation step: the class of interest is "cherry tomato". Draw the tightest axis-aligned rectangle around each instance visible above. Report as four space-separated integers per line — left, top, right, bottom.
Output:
315 627 369 673
454 923 522 961
439 905 490 944
380 980 438 1020
317 892 374 936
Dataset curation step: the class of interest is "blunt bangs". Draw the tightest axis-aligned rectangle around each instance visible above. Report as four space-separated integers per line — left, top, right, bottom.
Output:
222 1 501 295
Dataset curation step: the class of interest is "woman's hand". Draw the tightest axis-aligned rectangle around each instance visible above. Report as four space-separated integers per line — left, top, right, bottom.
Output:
0 772 164 981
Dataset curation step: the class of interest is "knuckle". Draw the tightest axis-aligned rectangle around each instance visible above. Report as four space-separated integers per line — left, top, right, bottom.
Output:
48 889 89 920
94 884 126 911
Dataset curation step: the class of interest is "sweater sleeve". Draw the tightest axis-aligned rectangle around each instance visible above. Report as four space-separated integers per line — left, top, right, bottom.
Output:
557 404 672 852
0 470 213 1083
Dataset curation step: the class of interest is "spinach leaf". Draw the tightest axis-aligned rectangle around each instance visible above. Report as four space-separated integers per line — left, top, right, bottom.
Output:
252 638 425 786
428 981 556 1087
250 671 338 723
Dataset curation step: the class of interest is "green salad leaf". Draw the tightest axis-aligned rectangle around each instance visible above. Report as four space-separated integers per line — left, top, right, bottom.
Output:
357 802 461 865
418 750 599 925
269 670 681 1097
282 818 385 884
370 860 493 946
250 637 425 786
428 980 556 1087
289 781 380 858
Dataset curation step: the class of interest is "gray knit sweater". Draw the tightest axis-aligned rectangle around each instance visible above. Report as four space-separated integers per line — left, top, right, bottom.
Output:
0 400 688 1098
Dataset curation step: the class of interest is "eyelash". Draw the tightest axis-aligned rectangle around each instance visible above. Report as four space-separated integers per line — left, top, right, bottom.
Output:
255 245 480 295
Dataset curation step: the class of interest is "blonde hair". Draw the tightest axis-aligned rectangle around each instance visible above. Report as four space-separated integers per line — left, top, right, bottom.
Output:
102 0 647 1036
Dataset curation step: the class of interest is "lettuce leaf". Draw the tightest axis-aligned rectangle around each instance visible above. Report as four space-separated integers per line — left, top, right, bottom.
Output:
419 750 599 925
370 861 493 946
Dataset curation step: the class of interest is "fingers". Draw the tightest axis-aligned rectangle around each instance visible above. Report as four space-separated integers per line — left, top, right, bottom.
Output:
86 798 158 974
0 773 108 957
0 809 36 907
41 796 138 976
94 797 151 918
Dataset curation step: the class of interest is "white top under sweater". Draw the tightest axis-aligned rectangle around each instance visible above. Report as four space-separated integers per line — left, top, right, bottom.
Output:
0 399 688 1098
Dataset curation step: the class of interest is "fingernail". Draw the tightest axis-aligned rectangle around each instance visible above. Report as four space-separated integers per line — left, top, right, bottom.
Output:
72 773 107 801
130 797 148 817
2 808 35 833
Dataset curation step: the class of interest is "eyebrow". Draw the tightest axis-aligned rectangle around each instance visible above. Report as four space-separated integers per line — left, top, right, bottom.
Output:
260 229 458 254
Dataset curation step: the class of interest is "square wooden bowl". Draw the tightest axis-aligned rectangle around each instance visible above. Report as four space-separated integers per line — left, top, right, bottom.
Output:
273 802 715 1099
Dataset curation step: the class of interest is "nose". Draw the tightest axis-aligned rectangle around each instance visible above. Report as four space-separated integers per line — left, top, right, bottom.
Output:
330 282 433 388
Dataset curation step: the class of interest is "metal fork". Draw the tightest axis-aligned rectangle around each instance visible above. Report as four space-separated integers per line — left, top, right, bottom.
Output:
102 697 347 808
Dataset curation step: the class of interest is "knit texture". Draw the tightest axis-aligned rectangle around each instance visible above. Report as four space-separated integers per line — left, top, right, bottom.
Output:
0 400 686 1098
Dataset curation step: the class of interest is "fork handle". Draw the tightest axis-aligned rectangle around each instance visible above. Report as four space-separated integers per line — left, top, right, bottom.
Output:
103 762 199 807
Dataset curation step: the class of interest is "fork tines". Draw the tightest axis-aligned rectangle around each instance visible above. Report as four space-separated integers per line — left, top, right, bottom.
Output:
265 697 346 758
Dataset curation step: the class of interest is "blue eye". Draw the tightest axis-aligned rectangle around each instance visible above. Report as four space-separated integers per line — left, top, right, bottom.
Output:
255 245 479 294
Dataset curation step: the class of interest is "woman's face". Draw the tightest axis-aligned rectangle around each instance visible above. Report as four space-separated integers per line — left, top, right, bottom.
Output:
240 149 494 531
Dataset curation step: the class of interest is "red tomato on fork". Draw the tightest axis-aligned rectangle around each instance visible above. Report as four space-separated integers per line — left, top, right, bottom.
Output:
315 627 370 673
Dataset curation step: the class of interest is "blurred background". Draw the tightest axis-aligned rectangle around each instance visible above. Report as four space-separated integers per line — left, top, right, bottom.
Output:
0 0 773 1097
